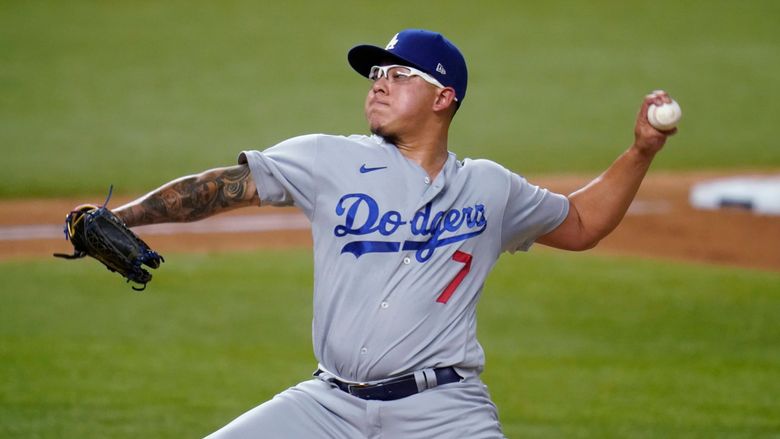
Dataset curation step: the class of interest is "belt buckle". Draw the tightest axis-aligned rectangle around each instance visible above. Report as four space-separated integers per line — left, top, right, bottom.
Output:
346 382 371 395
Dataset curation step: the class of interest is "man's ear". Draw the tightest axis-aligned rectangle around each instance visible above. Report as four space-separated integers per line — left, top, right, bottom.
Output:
432 88 457 113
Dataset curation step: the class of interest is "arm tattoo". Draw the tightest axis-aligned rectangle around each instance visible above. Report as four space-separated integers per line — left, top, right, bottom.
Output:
116 165 259 227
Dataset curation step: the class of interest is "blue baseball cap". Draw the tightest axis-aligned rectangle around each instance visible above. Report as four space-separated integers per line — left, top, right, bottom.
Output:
348 29 468 105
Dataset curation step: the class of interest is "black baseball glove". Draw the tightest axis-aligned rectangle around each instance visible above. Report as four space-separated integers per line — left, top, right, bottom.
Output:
53 187 164 291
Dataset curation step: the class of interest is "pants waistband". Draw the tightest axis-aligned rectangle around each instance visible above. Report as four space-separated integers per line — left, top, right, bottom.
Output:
314 367 462 401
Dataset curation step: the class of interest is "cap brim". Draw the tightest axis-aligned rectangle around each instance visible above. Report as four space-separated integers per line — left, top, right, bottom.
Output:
347 45 426 78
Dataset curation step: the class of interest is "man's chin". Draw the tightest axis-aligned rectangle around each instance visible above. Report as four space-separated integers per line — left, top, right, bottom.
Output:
369 126 398 145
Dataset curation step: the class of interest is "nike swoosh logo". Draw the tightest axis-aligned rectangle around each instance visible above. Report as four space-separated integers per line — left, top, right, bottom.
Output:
360 164 388 174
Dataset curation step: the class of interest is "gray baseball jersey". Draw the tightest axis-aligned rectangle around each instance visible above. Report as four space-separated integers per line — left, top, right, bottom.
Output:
239 133 568 383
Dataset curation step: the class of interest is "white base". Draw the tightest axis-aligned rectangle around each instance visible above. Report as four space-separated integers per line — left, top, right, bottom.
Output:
689 175 780 215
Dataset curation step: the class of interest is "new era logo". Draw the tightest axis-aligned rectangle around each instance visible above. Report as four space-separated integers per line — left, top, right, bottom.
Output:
436 63 447 75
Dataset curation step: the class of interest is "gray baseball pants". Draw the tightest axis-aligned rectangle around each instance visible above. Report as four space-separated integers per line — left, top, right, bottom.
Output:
204 375 505 438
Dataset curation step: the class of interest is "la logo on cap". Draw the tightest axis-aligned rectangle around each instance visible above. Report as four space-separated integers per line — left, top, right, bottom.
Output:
386 33 399 50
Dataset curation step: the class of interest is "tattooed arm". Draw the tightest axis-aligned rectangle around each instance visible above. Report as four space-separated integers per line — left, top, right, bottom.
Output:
113 165 260 227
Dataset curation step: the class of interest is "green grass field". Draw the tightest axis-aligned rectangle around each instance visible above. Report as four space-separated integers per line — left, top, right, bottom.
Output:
1 1 779 197
2 1 779 437
1 250 778 438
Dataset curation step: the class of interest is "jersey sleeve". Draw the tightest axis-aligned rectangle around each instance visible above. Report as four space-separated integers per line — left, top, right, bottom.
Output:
501 172 569 253
238 134 319 217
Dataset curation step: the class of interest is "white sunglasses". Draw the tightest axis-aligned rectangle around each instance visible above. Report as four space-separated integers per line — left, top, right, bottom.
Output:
369 64 456 100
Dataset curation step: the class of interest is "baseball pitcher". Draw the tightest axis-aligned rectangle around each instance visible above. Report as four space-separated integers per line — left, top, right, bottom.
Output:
73 29 675 438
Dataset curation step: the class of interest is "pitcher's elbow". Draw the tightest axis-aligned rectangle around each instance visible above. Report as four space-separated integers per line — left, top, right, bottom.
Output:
570 238 600 252
582 238 601 251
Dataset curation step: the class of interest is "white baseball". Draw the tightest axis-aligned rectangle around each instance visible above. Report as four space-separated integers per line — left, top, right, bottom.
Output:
647 99 682 131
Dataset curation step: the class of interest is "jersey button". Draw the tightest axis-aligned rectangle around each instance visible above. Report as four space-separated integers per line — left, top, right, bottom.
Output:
360 347 368 354
380 301 389 309
424 177 431 184
403 257 411 265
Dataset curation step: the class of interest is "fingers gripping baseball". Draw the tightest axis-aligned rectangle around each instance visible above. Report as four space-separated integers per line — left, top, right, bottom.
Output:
633 90 679 156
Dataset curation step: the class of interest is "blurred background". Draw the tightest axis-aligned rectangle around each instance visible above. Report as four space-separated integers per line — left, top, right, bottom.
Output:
1 1 778 437
2 0 778 196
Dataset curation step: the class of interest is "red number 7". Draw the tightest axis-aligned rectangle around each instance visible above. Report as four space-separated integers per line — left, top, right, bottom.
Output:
437 250 472 304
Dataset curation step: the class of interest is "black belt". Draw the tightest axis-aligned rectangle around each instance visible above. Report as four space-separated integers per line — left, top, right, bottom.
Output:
315 367 462 401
